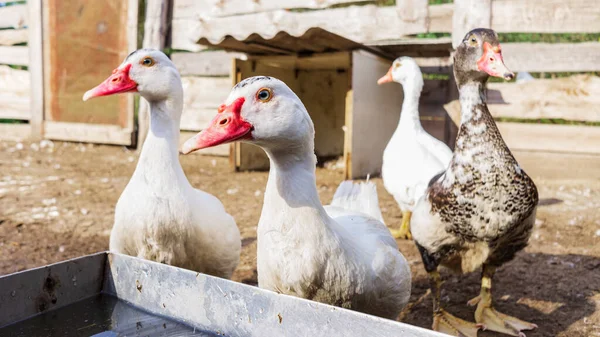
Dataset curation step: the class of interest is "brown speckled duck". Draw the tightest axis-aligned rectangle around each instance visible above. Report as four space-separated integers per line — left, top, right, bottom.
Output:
411 28 539 337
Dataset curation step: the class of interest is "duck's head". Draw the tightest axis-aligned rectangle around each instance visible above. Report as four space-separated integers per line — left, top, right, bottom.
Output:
453 28 514 86
83 49 181 102
377 56 422 87
181 76 313 154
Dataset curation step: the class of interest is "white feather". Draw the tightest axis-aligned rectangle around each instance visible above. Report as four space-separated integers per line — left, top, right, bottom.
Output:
380 57 452 213
108 50 241 278
227 77 412 319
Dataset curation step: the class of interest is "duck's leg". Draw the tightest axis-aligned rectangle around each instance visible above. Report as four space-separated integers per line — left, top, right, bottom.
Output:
428 271 480 337
416 243 479 337
390 210 412 240
469 264 537 336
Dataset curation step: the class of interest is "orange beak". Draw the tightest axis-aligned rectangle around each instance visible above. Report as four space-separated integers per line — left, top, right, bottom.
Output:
83 64 138 101
181 97 253 154
477 42 514 81
377 66 394 85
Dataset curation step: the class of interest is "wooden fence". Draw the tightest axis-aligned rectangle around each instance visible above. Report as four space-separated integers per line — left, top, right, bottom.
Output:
0 0 42 140
1 0 599 156
164 0 600 156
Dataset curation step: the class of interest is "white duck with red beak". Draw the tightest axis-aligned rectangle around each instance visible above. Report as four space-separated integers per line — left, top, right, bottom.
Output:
181 76 411 319
377 57 452 240
83 49 241 278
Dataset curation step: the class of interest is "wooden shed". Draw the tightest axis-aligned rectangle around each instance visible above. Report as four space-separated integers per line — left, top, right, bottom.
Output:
194 28 452 179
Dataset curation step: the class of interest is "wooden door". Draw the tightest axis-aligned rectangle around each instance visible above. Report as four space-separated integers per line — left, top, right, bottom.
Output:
42 0 137 145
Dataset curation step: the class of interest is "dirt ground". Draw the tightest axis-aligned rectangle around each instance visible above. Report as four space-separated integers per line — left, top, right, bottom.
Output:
1 139 599 337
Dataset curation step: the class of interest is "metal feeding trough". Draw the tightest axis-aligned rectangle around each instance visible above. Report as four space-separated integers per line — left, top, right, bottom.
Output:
0 252 445 337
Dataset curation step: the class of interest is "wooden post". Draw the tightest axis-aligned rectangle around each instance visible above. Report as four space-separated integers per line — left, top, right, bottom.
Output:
28 0 44 140
138 0 171 148
396 0 429 31
452 0 491 48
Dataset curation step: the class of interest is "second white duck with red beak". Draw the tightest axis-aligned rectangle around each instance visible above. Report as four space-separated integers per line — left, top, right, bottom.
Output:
83 49 241 278
182 76 411 319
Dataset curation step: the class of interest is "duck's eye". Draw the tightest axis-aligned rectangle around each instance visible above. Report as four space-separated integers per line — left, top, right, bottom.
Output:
256 88 272 102
394 62 401 68
141 57 155 67
470 37 477 45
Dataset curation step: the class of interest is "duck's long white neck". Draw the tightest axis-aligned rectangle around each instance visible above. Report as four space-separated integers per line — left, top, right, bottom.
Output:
259 135 330 234
396 73 423 131
134 90 188 190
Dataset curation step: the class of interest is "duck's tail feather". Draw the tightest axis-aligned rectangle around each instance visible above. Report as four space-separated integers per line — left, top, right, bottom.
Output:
331 178 385 224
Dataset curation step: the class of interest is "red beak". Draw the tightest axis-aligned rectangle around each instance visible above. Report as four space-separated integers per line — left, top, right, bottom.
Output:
477 42 514 81
181 97 253 154
377 66 394 85
82 64 138 101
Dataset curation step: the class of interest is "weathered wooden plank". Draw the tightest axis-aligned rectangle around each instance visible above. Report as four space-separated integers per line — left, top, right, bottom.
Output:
452 0 490 48
486 75 600 122
0 46 28 66
0 65 29 120
181 107 218 132
143 0 170 50
512 150 600 181
43 121 133 145
139 0 171 148
182 76 231 109
491 0 600 33
248 52 351 71
0 123 30 141
180 76 231 131
444 75 600 124
28 0 43 138
0 29 28 46
171 4 453 51
497 122 600 155
347 50 404 179
396 0 428 33
172 51 244 76
502 42 600 72
298 69 348 158
0 4 27 29
174 0 372 18
428 3 453 33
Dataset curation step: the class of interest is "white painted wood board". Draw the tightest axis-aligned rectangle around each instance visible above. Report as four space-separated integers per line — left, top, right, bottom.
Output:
498 122 600 155
171 4 453 51
452 0 491 48
28 0 44 138
0 4 27 29
0 65 29 120
502 42 600 72
174 0 373 18
347 50 404 179
0 46 28 66
180 76 231 131
0 29 28 46
43 121 133 145
172 51 244 76
491 0 600 33
486 75 600 122
0 123 30 141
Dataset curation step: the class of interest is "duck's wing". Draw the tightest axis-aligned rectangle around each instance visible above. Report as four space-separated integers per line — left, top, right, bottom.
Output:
416 129 453 167
329 180 385 224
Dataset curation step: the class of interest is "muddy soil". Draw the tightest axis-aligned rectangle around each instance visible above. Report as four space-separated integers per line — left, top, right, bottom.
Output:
1 139 599 337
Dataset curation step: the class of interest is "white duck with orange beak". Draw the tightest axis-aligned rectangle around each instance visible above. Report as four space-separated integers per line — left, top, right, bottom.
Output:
181 76 411 320
83 49 241 279
376 56 453 240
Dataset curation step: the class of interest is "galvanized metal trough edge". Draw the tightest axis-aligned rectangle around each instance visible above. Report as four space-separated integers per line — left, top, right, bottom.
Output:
1 252 447 337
